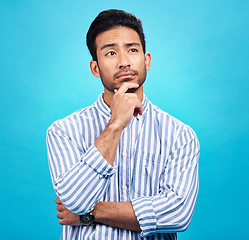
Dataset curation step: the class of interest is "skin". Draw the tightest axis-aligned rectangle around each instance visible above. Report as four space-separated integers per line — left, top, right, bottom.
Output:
55 26 151 232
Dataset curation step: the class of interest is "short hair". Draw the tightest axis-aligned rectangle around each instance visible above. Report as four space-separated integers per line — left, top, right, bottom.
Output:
86 9 146 61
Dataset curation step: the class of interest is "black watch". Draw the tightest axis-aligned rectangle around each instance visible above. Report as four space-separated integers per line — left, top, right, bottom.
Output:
79 212 94 226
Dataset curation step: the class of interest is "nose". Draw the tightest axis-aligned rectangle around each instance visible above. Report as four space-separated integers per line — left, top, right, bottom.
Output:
118 52 131 69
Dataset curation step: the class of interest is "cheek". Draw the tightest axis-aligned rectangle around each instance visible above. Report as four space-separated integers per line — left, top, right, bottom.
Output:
138 60 147 73
98 66 115 82
98 63 112 75
135 57 146 69
99 59 116 73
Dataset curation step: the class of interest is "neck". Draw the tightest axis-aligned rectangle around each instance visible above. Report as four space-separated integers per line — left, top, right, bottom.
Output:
103 85 144 107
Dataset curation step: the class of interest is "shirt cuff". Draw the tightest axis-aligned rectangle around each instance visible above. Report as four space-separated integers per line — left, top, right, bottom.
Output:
81 145 116 178
131 196 157 237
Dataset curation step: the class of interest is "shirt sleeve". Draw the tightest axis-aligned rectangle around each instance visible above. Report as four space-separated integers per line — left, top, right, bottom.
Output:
46 122 116 215
131 126 200 237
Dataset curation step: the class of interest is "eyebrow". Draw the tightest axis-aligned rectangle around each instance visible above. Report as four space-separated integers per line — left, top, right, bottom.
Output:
100 43 116 51
100 42 141 51
126 42 141 47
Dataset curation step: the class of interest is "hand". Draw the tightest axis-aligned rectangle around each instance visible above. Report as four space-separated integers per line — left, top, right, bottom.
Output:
55 197 82 226
110 82 143 129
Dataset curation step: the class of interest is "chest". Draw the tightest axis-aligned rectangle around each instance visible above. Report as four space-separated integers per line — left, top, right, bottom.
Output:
94 115 170 202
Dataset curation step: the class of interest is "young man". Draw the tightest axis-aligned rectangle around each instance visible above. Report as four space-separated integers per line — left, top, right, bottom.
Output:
46 9 200 240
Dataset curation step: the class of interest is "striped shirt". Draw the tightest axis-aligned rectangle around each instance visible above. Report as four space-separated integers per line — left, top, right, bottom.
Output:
46 93 200 240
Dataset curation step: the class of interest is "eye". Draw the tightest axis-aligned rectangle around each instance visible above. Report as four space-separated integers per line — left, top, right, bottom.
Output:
129 48 138 53
106 51 116 56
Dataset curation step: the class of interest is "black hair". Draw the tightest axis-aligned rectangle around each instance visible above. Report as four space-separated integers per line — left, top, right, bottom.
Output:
86 9 146 61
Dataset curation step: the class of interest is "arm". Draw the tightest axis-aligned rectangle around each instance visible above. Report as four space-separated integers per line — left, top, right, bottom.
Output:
55 126 199 236
94 83 142 166
56 198 141 232
92 201 141 232
46 124 115 215
131 127 200 237
47 82 142 215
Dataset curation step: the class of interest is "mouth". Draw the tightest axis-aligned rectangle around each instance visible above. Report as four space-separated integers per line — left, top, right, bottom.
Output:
117 72 136 80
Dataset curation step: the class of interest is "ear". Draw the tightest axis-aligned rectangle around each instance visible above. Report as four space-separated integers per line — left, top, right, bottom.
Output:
144 52 151 71
90 60 100 78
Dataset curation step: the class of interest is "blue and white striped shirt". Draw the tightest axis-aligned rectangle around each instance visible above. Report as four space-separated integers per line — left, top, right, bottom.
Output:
46 93 200 240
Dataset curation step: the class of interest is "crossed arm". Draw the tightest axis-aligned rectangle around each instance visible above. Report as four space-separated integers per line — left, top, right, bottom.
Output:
56 198 141 232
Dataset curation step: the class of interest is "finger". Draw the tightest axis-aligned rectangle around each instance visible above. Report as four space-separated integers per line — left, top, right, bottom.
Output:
55 197 62 204
57 212 64 219
116 82 139 94
59 219 66 225
117 94 143 116
138 107 143 115
134 108 142 116
56 203 66 212
59 218 73 226
134 104 143 117
134 108 138 117
59 216 82 226
56 204 60 212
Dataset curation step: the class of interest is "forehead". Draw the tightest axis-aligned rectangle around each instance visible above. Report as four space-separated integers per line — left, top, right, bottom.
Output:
95 26 142 50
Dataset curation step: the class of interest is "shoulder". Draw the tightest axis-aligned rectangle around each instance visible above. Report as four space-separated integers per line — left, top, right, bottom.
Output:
147 100 184 128
47 103 96 134
147 100 199 141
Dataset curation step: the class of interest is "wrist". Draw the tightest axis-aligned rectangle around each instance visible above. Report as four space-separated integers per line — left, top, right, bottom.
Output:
91 202 100 223
108 118 125 132
91 202 105 224
79 211 94 226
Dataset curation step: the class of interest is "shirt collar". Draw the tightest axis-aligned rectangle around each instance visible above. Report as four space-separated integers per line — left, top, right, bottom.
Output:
94 93 148 119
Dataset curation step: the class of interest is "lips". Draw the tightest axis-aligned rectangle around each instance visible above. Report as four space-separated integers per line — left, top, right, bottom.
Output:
117 71 135 80
113 68 138 81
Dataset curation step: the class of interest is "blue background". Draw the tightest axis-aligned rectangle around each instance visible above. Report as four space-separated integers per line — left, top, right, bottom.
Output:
1 0 249 239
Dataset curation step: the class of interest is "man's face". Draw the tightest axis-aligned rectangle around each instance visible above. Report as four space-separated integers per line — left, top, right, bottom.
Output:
90 26 151 94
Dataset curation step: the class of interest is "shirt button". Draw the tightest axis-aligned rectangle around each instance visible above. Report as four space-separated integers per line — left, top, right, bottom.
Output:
122 152 127 157
122 185 127 190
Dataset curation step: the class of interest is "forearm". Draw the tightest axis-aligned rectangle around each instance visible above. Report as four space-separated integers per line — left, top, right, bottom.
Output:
94 120 123 166
94 83 142 166
92 201 141 232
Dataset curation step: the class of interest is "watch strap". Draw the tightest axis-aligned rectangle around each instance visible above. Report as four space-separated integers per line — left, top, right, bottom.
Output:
79 212 94 226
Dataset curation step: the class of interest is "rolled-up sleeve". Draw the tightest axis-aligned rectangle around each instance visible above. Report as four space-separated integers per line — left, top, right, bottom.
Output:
131 126 200 237
46 123 116 215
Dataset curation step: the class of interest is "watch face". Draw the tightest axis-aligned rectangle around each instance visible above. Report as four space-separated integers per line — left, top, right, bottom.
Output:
80 214 93 225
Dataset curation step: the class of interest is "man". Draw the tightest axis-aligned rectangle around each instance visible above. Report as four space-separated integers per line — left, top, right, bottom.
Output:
46 9 200 240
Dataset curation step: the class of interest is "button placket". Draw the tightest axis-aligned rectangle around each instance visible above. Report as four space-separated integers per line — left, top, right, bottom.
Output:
119 127 131 201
